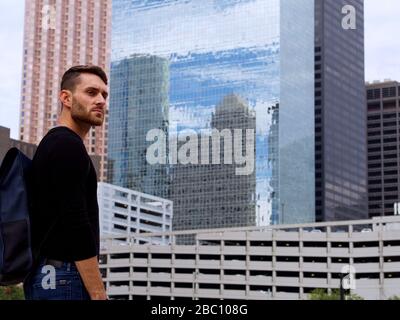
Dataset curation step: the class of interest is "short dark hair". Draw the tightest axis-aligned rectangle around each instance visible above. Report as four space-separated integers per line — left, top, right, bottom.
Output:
60 65 108 91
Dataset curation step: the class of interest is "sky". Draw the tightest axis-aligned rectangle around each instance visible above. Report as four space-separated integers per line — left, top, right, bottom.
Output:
0 0 399 139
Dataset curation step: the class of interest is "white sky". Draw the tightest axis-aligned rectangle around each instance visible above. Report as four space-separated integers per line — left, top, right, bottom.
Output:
0 0 399 139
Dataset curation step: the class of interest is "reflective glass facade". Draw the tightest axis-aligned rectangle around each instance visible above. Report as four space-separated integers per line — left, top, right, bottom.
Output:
109 0 316 229
108 55 170 198
170 94 257 237
280 0 315 224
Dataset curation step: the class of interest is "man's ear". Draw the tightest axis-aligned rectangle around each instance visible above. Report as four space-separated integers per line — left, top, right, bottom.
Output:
59 90 72 109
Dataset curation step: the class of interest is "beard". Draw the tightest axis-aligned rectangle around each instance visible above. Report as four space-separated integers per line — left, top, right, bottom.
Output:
70 98 104 126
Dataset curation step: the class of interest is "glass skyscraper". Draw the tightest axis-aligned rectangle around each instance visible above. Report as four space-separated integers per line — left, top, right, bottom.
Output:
109 0 316 228
108 55 170 198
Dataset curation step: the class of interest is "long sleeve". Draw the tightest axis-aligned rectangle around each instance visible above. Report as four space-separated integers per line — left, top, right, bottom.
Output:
48 135 98 261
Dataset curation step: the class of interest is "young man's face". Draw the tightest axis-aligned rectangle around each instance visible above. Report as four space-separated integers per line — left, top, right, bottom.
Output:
70 73 108 126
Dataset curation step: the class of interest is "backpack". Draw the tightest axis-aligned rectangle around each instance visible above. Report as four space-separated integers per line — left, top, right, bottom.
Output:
0 147 33 285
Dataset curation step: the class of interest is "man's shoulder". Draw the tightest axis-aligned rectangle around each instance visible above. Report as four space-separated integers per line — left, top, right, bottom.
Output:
35 127 86 159
41 127 83 146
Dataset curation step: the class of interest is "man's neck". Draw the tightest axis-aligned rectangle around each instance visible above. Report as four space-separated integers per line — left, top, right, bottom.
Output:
58 119 90 140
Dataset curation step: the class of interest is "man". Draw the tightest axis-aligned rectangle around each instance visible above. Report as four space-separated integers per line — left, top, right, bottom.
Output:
23 65 108 300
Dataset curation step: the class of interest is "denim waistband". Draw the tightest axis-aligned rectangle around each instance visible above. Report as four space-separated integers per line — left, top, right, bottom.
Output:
39 258 76 271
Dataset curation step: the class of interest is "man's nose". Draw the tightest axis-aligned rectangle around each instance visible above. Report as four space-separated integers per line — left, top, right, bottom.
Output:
96 94 106 106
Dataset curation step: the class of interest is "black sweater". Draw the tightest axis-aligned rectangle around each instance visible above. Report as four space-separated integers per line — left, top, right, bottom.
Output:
30 126 99 262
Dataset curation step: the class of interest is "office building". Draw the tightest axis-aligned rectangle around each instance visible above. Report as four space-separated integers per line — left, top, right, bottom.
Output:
0 126 37 162
111 0 315 225
20 0 111 181
107 55 170 198
366 80 400 217
314 0 367 222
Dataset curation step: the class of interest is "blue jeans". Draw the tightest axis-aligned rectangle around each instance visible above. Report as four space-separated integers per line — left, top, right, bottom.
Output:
23 260 90 300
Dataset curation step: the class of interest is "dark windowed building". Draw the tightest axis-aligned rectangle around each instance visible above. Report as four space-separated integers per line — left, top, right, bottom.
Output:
0 126 37 162
367 80 400 217
314 0 368 222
